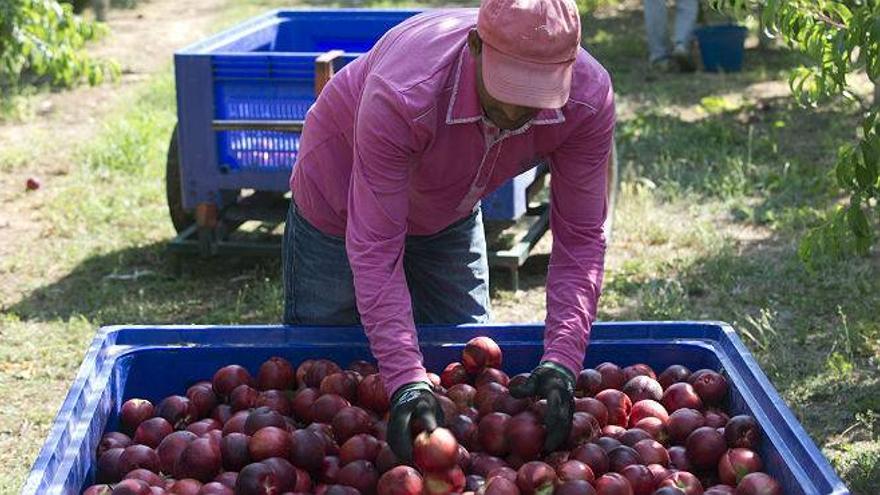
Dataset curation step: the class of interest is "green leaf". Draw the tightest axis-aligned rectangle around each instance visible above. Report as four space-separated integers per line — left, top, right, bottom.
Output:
846 204 871 238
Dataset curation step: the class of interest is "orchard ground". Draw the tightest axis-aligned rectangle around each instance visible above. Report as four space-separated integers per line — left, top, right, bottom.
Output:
0 0 878 492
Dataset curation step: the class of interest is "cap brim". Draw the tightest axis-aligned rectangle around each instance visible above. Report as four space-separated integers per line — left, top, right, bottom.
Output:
482 42 573 109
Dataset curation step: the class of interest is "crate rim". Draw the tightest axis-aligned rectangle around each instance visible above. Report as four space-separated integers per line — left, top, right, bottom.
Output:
23 321 848 495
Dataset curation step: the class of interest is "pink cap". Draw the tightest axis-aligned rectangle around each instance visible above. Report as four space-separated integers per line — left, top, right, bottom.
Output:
477 0 581 109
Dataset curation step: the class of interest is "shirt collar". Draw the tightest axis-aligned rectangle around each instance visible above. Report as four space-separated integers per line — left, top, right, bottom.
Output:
445 44 566 127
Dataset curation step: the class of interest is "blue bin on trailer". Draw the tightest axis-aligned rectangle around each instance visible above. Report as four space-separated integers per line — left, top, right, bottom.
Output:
173 8 539 223
24 322 848 494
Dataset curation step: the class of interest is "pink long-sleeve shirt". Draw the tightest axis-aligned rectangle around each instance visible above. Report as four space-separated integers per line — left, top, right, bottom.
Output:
290 9 615 397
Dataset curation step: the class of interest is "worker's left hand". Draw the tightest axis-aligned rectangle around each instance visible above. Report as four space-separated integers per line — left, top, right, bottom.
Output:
509 361 575 452
386 381 445 463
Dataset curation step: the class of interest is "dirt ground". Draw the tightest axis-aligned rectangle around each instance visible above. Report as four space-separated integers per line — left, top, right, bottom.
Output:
0 0 224 302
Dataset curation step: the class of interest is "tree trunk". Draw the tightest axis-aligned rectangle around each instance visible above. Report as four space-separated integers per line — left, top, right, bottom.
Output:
874 81 879 108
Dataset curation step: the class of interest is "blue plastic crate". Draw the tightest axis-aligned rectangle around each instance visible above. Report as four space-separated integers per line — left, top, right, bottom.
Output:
696 24 748 73
174 8 539 221
23 322 847 494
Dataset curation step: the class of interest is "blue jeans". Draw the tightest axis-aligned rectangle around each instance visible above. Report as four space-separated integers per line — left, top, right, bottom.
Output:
644 0 699 62
282 201 491 326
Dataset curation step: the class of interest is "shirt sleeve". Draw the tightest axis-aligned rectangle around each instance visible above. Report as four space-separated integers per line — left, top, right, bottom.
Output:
541 84 616 376
346 74 428 398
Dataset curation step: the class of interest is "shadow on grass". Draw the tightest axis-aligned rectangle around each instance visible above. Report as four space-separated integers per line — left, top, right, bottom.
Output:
7 242 284 326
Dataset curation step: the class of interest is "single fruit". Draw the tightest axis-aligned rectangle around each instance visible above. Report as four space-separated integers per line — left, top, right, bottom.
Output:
377 465 423 495
478 412 512 457
567 412 601 448
348 360 378 376
556 480 597 495
468 453 508 477
121 399 155 433
244 407 287 436
197 481 234 494
570 443 609 476
133 417 173 448
110 479 151 495
220 432 251 472
124 468 164 486
441 362 470 388
332 406 375 443
358 374 390 414
157 430 197 475
423 466 466 495
221 410 249 436
235 462 278 495
447 383 477 409
482 476 522 495
734 473 782 495
157 395 196 429
632 438 669 467
667 446 692 471
175 437 221 482
633 417 668 444
119 444 160 476
230 384 260 411
475 368 510 388
186 383 218 419
25 177 41 191
462 336 502 373
339 433 382 465
703 409 729 429
725 415 760 450
658 365 692 389
688 370 728 406
255 389 292 416
413 427 459 472
262 457 298 492
594 472 633 495
336 459 379 495
629 400 669 427
575 397 609 426
668 408 705 443
99 432 132 457
311 394 351 424
718 448 763 486
186 418 222 436
321 372 362 403
449 414 478 450
515 461 557 495
595 390 633 427
291 428 327 471
576 369 604 397
291 387 320 423
595 436 623 453
619 464 653 495
658 471 703 495
321 455 342 484
249 426 294 461
212 365 253 398
507 412 546 460
685 426 726 469
618 428 652 448
607 446 642 473
556 460 594 483
661 383 703 413
97 448 125 483
622 376 663 403
303 359 343 388
258 357 296 390
622 364 656 382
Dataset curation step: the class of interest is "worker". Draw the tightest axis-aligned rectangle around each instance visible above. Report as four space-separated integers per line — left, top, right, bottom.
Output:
282 0 614 462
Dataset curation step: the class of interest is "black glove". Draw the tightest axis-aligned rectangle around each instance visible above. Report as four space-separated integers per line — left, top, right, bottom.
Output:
509 361 575 452
387 381 446 463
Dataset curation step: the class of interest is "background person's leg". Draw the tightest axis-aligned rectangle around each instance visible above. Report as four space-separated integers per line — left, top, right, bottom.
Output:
644 0 670 63
282 201 359 325
672 0 699 54
404 208 491 325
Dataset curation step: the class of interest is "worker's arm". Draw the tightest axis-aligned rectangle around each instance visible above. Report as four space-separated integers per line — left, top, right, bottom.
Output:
345 74 443 460
512 83 615 452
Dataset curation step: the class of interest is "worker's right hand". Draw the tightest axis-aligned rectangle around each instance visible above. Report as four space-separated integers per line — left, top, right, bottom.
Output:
386 381 445 463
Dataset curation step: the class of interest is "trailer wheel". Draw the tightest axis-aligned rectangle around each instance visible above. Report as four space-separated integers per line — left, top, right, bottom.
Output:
166 124 194 234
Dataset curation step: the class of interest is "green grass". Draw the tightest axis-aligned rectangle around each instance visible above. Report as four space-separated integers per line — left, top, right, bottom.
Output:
1 1 878 493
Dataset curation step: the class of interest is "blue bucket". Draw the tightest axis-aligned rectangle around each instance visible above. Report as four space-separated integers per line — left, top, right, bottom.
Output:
695 24 748 72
